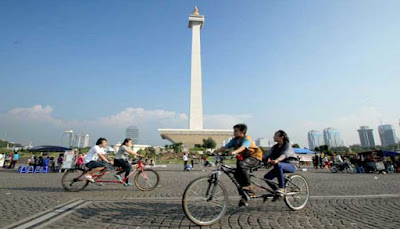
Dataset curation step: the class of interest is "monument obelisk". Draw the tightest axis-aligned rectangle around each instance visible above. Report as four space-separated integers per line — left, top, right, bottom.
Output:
159 7 233 148
188 6 204 130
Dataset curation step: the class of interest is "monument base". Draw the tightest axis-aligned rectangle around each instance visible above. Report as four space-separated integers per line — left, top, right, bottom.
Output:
159 129 233 148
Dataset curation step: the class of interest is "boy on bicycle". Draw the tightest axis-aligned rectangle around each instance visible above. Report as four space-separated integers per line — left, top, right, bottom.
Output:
83 138 113 182
214 124 262 204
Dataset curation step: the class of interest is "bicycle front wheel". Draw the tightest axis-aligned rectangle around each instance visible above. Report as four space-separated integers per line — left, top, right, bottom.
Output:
284 174 309 211
346 166 355 174
134 169 160 191
182 176 228 226
61 169 89 192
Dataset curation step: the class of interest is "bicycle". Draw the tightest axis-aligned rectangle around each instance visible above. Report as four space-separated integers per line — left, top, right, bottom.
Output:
330 161 355 174
61 158 160 192
182 154 309 226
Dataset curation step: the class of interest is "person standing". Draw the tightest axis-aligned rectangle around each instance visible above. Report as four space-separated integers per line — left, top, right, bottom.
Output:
183 153 188 171
190 153 195 168
10 152 19 169
57 154 64 173
75 153 84 169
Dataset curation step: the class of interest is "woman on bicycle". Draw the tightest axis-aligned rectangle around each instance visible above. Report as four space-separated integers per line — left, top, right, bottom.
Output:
263 130 298 196
114 138 140 186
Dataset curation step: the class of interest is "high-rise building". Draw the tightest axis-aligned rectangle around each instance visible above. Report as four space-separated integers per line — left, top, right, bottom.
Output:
357 126 375 148
378 124 397 147
126 126 139 144
80 134 90 148
62 130 74 147
308 130 324 150
323 128 344 147
255 138 269 147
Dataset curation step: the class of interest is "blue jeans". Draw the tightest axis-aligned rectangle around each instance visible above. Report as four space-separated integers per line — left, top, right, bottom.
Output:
264 162 296 188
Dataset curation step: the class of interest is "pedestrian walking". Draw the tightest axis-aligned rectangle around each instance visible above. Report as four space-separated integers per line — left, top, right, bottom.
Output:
183 153 188 171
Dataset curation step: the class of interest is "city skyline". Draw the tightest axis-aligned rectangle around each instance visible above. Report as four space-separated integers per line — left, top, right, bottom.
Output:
1 1 400 147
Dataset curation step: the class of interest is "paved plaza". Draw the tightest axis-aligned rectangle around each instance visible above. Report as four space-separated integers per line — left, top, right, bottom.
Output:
1 165 400 229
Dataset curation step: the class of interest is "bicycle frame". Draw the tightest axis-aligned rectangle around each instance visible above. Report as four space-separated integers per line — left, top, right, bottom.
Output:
207 157 302 201
92 160 146 184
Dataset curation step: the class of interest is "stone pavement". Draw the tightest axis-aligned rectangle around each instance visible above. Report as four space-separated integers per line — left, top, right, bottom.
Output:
1 165 400 228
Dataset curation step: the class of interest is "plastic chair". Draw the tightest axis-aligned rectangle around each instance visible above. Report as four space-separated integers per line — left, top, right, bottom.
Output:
34 166 41 173
26 166 34 173
17 166 26 173
40 166 49 173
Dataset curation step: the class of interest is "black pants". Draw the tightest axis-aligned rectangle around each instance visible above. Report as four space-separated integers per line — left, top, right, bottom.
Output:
114 159 132 182
184 161 188 170
235 157 260 187
191 160 194 168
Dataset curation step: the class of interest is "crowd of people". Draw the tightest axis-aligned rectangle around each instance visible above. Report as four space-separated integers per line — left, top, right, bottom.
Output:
1 152 19 169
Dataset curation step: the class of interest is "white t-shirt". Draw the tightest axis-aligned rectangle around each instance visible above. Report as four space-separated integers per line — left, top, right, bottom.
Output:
336 155 343 163
84 145 105 164
183 155 188 161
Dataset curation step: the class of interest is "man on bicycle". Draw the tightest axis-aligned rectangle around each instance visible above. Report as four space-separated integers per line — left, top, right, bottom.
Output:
214 124 263 199
263 130 298 197
83 138 113 182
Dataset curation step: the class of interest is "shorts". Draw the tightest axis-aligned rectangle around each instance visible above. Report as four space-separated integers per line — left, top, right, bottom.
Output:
85 161 107 170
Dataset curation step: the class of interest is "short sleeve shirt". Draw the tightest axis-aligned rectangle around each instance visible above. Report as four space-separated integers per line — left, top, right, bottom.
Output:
84 145 105 164
225 136 263 161
115 145 129 160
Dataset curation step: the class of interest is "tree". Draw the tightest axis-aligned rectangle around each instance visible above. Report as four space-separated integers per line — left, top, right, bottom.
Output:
145 147 156 159
172 143 183 154
202 138 216 149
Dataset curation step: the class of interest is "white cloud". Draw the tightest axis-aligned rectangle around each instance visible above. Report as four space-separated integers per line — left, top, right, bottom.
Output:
0 105 250 146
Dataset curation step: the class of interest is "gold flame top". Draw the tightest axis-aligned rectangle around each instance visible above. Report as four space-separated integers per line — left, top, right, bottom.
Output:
193 6 199 15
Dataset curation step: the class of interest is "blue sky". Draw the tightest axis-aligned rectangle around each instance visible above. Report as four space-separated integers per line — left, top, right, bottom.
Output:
1 0 399 147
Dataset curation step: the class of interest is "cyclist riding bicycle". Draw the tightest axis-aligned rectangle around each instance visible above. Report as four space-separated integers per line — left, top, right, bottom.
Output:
114 138 141 186
213 124 263 202
83 138 113 183
263 130 298 198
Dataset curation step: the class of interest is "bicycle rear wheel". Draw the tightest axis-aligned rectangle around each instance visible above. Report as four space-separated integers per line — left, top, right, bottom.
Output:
61 169 89 192
284 174 309 210
134 169 160 191
182 176 228 226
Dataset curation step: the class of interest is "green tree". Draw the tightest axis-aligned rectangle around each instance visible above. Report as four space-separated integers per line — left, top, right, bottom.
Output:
145 147 156 158
172 143 183 154
202 138 217 149
292 143 300 148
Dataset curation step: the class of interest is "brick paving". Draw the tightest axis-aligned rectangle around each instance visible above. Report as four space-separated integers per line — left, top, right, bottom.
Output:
1 165 400 228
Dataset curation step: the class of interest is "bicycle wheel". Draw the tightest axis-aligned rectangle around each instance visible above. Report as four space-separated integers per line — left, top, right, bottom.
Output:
330 166 338 173
182 176 228 226
346 166 355 174
284 174 309 211
134 169 160 191
61 169 89 192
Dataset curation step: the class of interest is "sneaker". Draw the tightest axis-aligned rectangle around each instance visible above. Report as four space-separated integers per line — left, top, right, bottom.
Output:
113 174 122 181
238 198 248 207
124 182 133 187
85 175 95 183
274 188 285 197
